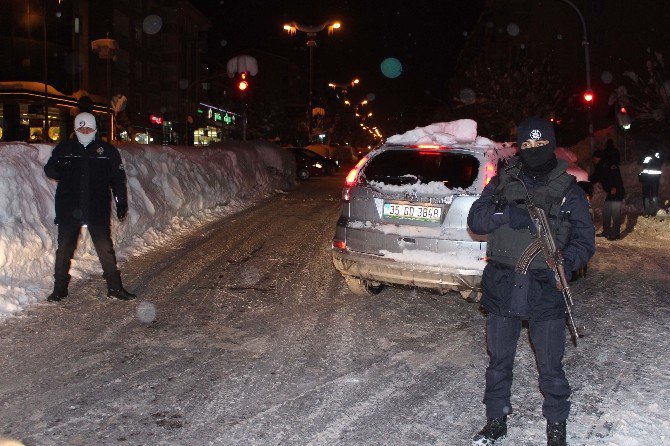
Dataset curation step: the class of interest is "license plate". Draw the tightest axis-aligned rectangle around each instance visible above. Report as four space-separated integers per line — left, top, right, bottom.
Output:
383 202 442 222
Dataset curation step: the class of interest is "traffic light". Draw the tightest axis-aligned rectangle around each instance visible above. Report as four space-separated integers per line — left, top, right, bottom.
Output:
582 90 595 105
617 105 631 129
237 72 249 92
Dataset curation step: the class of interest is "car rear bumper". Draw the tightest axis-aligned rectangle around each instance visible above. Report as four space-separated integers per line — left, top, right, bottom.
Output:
332 248 483 294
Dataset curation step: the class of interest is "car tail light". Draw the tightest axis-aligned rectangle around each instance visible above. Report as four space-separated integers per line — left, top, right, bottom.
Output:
484 162 496 186
345 156 368 187
419 151 441 156
343 155 369 202
332 240 346 250
342 187 351 202
408 144 447 150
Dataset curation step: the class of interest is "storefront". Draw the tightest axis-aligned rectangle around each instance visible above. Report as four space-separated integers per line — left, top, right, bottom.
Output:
0 82 113 144
193 102 240 146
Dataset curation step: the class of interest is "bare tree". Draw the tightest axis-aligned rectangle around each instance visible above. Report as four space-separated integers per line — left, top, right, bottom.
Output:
453 57 570 140
613 52 670 131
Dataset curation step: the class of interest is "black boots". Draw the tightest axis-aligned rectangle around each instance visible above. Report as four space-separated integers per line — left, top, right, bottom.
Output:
472 416 507 445
48 271 136 301
104 270 136 301
547 420 567 446
107 287 137 301
472 418 566 445
47 274 71 302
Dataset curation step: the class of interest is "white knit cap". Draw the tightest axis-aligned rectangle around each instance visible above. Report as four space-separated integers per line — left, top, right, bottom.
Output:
74 112 97 130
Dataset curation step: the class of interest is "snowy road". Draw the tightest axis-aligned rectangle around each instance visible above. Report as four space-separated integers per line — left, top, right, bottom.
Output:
1 175 669 446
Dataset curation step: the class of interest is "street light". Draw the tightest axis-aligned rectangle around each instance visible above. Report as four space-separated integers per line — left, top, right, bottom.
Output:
328 77 360 90
557 0 593 152
283 20 341 142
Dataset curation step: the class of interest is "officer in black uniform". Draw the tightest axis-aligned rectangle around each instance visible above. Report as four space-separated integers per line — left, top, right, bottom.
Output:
44 112 136 301
467 117 595 446
589 140 625 240
639 149 663 216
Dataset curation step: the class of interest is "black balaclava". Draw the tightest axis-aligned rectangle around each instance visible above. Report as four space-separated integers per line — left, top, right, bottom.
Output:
516 116 557 175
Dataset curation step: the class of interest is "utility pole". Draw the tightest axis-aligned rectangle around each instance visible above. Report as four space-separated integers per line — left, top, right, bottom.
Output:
557 0 594 153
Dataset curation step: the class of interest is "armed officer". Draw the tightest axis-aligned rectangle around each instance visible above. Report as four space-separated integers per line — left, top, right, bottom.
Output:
467 117 595 446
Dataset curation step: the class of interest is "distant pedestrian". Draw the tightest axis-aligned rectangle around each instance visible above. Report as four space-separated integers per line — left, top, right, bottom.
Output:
44 112 136 302
589 139 625 240
639 148 663 216
467 117 595 446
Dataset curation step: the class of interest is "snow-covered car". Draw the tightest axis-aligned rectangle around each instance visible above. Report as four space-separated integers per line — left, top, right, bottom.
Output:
332 120 512 300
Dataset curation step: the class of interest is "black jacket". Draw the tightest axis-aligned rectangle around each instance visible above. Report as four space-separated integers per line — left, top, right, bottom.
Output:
589 159 625 201
468 168 596 321
44 138 128 225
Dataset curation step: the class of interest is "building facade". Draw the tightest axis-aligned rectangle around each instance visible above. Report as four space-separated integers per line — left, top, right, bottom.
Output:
0 0 217 144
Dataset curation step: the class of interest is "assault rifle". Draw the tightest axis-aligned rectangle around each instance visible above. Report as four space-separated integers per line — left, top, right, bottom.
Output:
510 171 580 346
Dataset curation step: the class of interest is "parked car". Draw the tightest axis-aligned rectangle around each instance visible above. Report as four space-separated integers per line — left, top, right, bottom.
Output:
305 144 352 169
288 147 339 177
331 141 503 300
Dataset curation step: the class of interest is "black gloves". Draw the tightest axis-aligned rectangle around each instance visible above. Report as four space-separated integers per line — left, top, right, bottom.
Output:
507 204 536 233
116 201 128 220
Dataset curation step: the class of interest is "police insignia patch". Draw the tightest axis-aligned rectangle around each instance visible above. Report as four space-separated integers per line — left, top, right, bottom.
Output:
97 147 104 155
530 129 542 140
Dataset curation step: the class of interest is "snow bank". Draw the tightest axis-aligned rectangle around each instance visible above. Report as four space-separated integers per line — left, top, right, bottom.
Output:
0 141 295 317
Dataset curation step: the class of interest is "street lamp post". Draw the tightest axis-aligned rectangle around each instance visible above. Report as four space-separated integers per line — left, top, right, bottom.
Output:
557 0 593 152
43 0 49 143
283 20 341 143
91 35 119 101
328 78 359 143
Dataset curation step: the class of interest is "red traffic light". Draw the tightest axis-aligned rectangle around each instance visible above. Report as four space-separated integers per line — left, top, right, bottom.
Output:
237 72 249 91
582 90 594 104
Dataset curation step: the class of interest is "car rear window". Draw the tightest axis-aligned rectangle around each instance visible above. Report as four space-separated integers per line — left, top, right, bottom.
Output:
362 149 480 189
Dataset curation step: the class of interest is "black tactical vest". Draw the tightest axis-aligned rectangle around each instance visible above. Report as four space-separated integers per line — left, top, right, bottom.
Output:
487 159 575 270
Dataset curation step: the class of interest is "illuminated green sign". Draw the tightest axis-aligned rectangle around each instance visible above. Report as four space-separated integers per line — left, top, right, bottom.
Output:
214 112 222 122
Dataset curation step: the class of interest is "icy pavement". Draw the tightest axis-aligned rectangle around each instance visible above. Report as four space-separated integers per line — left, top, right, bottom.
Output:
0 176 669 445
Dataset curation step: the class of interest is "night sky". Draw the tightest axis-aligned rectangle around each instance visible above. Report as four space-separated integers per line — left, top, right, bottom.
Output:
197 0 486 135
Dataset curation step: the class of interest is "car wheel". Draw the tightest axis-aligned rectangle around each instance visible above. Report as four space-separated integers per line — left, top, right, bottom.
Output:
297 168 310 181
459 289 482 303
343 276 384 296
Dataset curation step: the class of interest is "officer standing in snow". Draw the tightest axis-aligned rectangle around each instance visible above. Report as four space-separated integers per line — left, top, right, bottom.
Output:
639 148 663 216
467 117 595 446
589 139 625 240
44 112 136 302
